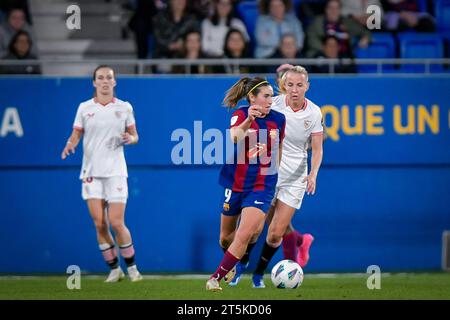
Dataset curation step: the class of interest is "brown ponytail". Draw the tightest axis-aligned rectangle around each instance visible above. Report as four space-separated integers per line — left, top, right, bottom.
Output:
222 77 270 108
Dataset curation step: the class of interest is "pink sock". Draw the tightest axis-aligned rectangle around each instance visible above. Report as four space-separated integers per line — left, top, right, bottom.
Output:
100 244 117 262
282 231 298 261
119 244 135 258
210 250 239 281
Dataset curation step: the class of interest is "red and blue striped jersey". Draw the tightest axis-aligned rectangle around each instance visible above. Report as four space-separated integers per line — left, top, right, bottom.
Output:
219 106 286 192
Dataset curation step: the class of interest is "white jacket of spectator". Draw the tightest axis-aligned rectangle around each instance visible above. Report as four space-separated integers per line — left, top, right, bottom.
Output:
201 17 249 57
255 13 304 58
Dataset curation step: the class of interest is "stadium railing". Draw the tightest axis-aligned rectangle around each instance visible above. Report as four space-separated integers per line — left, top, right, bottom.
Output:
0 58 449 75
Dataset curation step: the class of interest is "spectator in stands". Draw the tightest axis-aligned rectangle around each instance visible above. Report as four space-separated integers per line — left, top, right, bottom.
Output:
255 0 304 58
152 0 200 59
216 28 254 74
0 0 32 24
0 30 40 74
172 30 211 74
381 0 435 32
297 0 327 28
267 34 302 73
271 33 302 59
191 0 215 19
310 35 356 74
341 0 383 28
128 0 158 59
0 8 37 58
306 0 371 58
201 0 249 57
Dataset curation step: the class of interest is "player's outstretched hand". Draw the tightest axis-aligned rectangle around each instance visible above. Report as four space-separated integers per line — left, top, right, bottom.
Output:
61 142 75 160
303 174 317 195
248 105 262 121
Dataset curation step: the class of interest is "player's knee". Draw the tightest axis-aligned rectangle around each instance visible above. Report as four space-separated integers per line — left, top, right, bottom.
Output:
110 220 126 233
219 236 232 249
94 220 108 233
267 229 283 247
234 230 253 246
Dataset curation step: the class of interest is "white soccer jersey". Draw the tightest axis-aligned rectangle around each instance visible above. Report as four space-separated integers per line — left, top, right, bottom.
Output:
271 94 323 188
73 97 136 179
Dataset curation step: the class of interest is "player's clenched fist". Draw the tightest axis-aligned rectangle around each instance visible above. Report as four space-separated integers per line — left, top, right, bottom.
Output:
248 105 262 121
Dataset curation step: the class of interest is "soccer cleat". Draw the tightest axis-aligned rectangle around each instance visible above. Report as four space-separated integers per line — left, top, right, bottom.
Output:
297 233 314 268
127 265 143 282
206 278 222 291
105 267 125 283
228 261 249 286
223 265 236 284
252 274 266 289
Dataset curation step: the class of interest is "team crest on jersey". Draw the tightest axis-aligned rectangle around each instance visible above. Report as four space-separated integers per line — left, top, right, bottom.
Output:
269 129 278 139
223 203 230 211
115 111 123 119
304 120 312 129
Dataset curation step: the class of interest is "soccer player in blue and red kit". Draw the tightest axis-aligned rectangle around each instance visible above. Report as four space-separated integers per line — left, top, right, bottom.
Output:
206 77 286 291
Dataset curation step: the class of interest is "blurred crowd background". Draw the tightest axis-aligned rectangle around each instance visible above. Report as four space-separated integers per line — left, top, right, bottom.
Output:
0 0 448 75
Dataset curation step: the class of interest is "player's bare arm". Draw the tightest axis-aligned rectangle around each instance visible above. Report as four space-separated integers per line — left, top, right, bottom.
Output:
303 134 323 195
122 125 139 145
61 129 83 159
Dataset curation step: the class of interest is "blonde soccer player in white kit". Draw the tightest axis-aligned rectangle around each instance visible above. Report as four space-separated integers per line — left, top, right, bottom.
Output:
230 65 324 288
61 65 143 283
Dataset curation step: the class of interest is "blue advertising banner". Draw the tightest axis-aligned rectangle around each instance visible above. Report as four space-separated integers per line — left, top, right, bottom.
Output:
0 76 449 167
0 76 449 273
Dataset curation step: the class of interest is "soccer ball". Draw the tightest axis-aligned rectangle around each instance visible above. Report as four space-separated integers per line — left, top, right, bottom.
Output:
271 259 304 289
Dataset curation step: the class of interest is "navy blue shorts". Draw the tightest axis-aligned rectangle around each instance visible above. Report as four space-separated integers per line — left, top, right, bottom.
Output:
221 188 275 216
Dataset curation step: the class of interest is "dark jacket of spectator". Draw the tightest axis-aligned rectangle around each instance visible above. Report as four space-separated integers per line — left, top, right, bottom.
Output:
152 1 200 58
0 30 41 74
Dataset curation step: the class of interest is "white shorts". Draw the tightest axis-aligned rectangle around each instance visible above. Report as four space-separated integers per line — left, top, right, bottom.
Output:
271 185 306 210
81 176 128 203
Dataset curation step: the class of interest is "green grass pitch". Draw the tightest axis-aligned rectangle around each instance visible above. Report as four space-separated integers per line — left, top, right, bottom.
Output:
1 273 449 300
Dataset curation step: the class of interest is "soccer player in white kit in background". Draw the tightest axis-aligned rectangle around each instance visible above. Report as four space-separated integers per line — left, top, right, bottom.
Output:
61 65 143 282
230 65 324 288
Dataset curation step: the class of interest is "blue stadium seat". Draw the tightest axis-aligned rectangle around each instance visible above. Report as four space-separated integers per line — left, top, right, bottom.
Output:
417 0 428 12
398 33 444 72
435 0 450 33
236 1 259 42
354 33 396 73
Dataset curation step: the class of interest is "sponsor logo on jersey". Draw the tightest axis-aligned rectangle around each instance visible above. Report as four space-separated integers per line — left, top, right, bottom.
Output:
86 113 95 119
